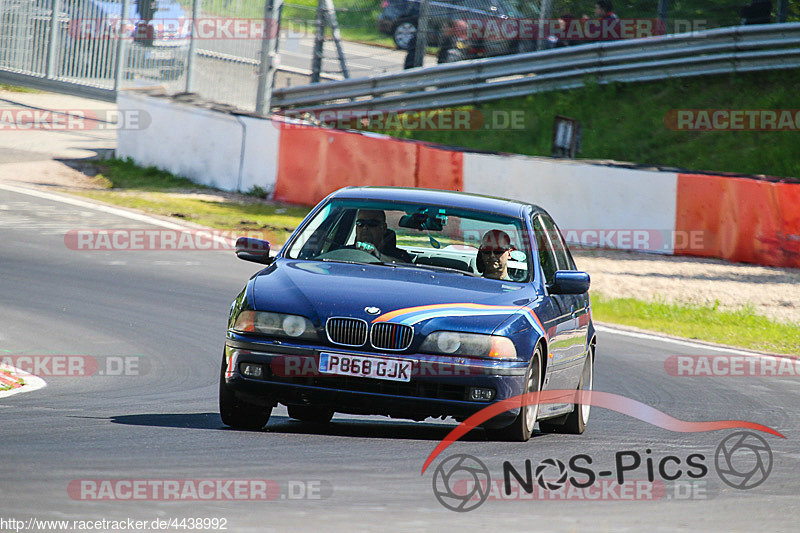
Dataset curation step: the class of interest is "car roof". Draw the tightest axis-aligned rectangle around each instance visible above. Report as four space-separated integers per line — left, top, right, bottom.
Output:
328 187 543 219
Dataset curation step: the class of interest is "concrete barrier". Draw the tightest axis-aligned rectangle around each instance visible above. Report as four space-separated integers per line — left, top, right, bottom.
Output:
117 91 244 190
462 153 679 254
238 115 280 194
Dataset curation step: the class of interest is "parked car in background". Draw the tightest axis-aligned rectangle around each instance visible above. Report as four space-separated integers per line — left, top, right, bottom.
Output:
378 0 525 56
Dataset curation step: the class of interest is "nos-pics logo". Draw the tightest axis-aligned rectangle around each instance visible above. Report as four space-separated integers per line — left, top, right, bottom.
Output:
431 431 774 512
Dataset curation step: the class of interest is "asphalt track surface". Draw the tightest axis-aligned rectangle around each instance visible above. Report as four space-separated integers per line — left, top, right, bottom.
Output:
1 186 799 532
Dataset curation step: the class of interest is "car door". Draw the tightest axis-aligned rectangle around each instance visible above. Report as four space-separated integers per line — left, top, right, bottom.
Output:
540 213 589 386
531 214 577 417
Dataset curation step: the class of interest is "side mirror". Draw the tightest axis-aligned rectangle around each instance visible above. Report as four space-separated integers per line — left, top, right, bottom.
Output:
235 237 273 264
550 271 590 294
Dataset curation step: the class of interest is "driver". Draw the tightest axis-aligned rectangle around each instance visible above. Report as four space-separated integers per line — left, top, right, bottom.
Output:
355 209 412 263
476 229 513 280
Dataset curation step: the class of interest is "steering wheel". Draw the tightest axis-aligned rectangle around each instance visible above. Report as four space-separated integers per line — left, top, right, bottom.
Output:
354 241 383 258
316 246 384 263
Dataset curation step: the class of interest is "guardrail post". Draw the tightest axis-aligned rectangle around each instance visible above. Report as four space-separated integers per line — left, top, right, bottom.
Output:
322 0 349 78
45 0 62 79
414 0 430 67
255 0 284 115
537 0 552 50
114 0 132 91
185 0 202 92
311 1 325 82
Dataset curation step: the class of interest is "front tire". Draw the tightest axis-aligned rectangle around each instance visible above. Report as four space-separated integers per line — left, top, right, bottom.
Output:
219 357 271 430
485 345 542 442
540 345 593 434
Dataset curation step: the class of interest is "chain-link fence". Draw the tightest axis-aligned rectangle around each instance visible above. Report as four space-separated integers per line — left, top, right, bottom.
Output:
402 0 799 67
274 0 800 77
0 0 190 90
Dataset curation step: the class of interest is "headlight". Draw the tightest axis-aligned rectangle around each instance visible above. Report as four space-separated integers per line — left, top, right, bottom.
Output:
420 331 517 360
232 311 317 340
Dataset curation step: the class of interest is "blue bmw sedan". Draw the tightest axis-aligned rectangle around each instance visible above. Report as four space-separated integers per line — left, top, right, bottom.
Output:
220 187 594 441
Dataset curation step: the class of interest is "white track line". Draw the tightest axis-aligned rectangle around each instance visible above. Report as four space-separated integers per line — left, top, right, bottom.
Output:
595 324 770 356
0 182 188 229
0 182 234 249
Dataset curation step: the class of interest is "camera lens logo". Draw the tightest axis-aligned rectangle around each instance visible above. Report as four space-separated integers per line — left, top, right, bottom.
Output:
715 431 773 490
432 454 491 512
534 458 568 490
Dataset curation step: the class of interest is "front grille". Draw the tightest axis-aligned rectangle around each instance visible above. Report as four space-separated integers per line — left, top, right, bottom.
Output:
371 322 414 351
326 317 368 347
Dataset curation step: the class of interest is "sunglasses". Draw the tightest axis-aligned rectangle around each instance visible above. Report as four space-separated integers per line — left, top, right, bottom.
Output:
356 219 383 228
480 248 509 256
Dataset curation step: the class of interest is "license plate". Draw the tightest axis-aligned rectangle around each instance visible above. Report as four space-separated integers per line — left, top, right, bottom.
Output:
319 353 412 382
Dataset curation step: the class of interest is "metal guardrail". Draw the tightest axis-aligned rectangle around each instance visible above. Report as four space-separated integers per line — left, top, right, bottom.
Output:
270 22 800 112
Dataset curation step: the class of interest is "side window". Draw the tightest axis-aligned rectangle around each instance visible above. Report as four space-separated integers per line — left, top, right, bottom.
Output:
532 215 557 285
540 215 574 271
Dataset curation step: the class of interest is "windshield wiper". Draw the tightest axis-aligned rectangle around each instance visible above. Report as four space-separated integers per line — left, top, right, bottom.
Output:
319 258 396 267
403 263 480 277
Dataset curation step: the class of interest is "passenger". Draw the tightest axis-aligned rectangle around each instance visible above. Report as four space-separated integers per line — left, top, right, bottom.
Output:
355 209 413 262
476 229 514 280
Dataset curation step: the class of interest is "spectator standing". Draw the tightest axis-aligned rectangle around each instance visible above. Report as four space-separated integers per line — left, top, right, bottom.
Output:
740 0 773 24
584 0 620 42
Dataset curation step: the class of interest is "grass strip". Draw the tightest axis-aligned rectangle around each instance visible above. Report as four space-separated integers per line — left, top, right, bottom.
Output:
389 70 800 179
68 159 310 244
0 84 41 93
591 293 800 356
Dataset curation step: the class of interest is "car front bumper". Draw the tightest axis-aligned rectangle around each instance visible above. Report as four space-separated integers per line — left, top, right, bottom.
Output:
223 337 529 427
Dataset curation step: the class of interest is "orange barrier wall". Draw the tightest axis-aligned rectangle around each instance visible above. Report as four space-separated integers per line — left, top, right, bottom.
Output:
415 144 463 191
273 125 464 205
675 173 800 268
273 125 419 205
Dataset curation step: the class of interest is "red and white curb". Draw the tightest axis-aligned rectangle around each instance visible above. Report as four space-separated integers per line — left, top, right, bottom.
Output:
0 364 47 398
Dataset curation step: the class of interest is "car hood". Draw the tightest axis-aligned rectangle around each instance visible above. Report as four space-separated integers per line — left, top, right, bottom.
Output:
250 259 536 334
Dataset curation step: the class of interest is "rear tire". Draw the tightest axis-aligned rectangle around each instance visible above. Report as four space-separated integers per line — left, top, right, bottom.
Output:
219 356 271 430
485 345 542 442
539 345 593 434
288 405 334 423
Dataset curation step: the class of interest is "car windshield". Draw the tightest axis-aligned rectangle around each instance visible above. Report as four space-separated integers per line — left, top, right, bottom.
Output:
285 198 532 282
